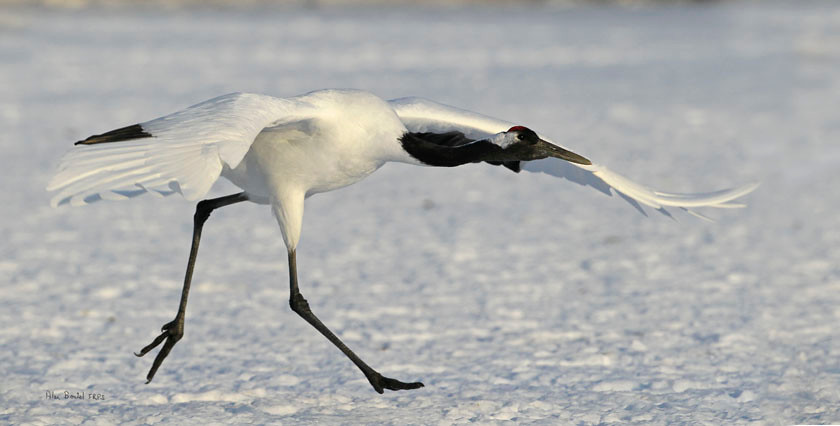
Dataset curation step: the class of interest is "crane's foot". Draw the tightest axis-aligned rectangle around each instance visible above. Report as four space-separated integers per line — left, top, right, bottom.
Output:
134 317 184 383
365 370 424 394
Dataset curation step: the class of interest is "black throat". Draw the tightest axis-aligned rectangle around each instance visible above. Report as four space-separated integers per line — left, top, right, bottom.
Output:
399 131 507 168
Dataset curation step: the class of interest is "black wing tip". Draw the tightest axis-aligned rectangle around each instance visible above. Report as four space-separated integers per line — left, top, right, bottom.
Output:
75 123 153 145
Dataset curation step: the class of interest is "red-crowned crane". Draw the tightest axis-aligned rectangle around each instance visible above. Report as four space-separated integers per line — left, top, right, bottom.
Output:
48 89 757 393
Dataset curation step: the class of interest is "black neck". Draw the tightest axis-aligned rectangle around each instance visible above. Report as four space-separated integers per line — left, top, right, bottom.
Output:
399 131 504 167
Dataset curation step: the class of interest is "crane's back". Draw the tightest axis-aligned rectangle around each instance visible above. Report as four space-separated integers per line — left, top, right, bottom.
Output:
223 89 418 201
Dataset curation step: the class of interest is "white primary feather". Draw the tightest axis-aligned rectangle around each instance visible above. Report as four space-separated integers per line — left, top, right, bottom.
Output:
47 92 316 207
388 96 758 216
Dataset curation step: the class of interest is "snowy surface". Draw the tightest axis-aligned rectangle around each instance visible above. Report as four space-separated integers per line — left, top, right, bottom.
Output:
2 2 840 424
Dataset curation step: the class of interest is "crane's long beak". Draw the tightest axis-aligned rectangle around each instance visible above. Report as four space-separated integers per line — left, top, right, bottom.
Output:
537 139 591 165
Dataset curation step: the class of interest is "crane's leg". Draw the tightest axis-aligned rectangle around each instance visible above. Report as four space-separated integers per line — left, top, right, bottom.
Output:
287 250 424 393
134 192 249 383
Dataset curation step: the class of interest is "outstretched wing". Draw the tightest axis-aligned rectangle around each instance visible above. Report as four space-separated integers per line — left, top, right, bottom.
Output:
47 93 316 207
388 96 758 217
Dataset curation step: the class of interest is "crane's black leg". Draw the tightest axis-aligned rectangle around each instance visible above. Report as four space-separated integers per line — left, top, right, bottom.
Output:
134 192 249 383
287 250 424 393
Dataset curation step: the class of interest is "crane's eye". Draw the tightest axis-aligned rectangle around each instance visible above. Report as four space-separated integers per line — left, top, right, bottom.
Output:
517 133 525 141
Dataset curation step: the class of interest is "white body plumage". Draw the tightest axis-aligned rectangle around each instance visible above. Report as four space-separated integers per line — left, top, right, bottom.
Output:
221 90 419 248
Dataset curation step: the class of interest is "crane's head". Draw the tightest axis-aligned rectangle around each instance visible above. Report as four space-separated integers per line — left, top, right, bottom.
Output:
491 126 591 165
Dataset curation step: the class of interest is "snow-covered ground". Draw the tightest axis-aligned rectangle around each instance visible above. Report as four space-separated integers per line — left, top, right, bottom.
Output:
2 2 839 423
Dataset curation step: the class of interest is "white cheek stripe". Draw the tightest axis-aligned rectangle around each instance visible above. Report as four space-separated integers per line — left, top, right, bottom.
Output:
488 132 515 148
